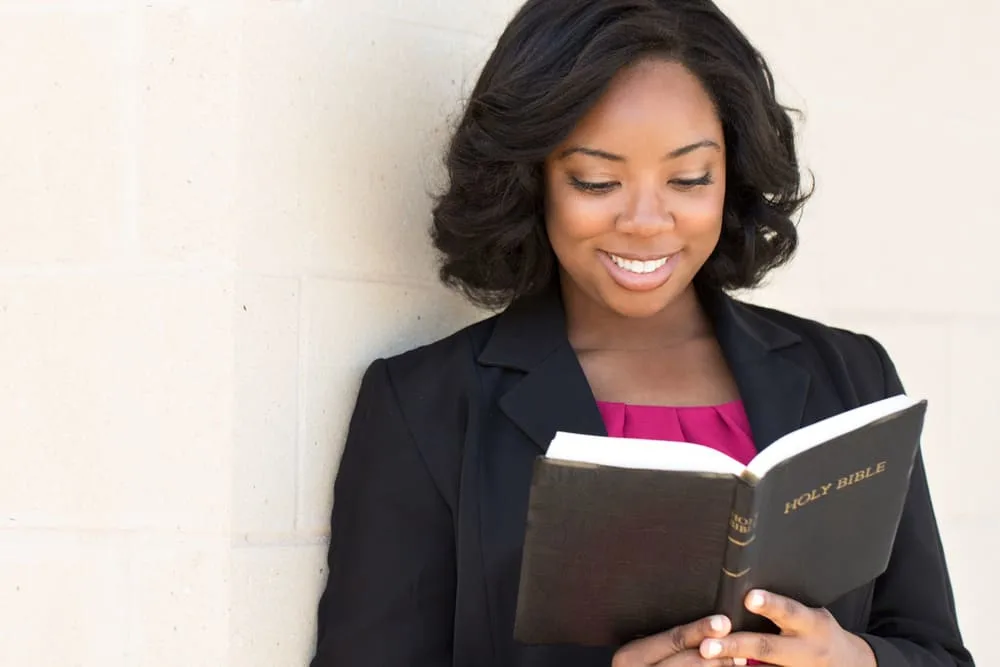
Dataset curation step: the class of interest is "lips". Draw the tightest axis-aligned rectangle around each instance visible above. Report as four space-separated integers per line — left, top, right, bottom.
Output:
598 250 681 292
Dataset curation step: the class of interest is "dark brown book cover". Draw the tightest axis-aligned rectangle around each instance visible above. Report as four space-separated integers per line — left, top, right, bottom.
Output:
513 396 927 646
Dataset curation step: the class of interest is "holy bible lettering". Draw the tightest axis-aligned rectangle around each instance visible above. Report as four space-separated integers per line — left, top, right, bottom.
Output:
838 460 887 489
783 460 889 515
729 512 756 534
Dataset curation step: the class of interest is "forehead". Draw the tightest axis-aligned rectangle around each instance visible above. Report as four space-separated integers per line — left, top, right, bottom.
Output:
562 59 722 150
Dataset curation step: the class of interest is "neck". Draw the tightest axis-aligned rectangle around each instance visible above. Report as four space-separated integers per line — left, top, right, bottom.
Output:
563 281 713 352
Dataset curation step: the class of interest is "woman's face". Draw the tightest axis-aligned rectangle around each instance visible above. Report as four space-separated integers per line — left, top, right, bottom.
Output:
545 58 726 319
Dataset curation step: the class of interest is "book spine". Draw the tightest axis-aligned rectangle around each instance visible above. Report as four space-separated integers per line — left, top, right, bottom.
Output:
715 480 757 629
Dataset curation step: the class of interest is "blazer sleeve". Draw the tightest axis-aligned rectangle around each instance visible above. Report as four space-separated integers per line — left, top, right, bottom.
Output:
310 358 455 666
857 337 975 667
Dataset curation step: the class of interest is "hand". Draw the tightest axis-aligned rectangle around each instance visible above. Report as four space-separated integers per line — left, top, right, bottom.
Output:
697 590 877 667
613 614 747 667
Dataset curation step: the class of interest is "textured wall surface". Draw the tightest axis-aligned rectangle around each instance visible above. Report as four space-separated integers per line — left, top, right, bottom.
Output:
0 1 994 664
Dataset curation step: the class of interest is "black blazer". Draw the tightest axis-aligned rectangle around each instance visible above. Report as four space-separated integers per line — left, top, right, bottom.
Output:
310 285 973 667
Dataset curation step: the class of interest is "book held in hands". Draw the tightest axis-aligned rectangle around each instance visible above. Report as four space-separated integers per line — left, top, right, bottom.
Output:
513 394 927 646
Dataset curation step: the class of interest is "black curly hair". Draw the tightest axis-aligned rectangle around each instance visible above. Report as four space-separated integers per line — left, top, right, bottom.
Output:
431 0 811 309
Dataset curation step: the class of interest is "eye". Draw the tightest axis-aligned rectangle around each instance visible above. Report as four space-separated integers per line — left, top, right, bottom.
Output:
670 173 714 191
570 176 619 194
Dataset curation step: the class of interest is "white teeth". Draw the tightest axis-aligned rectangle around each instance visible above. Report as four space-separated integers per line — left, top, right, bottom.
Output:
609 253 670 274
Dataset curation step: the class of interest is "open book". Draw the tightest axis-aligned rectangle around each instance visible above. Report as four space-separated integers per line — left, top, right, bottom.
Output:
513 395 927 646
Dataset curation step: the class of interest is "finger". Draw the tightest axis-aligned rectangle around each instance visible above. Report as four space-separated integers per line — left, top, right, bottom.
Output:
743 589 817 634
699 631 804 665
621 615 732 664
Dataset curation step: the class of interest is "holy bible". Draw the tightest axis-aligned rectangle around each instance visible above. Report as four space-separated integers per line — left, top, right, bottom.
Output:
513 394 927 646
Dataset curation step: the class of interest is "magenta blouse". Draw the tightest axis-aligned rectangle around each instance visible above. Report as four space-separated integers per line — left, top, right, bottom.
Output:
595 399 758 465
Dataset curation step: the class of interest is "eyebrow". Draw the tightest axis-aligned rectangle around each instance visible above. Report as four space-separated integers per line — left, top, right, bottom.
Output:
558 139 722 162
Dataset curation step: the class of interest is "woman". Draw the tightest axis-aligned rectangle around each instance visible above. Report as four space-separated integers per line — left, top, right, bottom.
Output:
310 1 973 665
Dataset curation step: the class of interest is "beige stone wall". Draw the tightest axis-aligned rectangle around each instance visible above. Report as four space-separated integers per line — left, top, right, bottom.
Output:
0 1 993 664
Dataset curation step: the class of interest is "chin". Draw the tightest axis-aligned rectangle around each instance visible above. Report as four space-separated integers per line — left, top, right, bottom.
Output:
601 288 681 319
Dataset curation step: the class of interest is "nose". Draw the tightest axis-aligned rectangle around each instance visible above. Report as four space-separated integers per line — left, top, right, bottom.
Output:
615 182 674 237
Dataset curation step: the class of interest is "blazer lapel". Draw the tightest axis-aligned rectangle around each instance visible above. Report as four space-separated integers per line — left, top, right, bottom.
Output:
479 285 607 451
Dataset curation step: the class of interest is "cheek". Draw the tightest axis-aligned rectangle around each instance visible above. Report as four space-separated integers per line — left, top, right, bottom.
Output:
546 187 616 243
675 188 725 243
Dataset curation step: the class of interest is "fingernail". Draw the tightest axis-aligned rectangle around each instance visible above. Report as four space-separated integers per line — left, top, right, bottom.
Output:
703 640 722 658
710 615 727 633
734 659 747 666
746 590 765 610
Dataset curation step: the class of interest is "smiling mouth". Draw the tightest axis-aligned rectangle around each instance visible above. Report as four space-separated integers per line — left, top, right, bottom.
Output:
606 252 674 275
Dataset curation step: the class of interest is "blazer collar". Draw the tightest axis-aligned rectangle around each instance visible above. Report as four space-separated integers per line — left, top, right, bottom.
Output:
478 282 812 453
